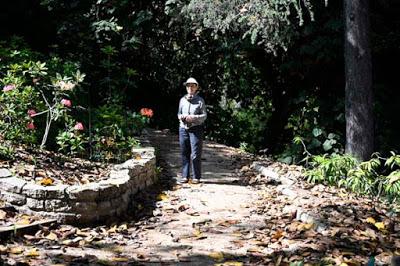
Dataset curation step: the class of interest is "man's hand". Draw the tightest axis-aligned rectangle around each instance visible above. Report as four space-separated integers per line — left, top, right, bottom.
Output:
185 115 195 123
179 115 186 121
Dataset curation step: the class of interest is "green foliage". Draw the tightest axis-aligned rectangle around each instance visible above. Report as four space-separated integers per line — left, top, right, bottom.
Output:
305 154 357 184
305 152 400 203
0 38 84 148
167 0 315 53
0 141 14 160
56 117 87 157
90 104 148 163
280 93 344 163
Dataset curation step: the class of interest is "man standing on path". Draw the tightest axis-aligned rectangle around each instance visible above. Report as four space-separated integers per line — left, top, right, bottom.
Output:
177 77 207 184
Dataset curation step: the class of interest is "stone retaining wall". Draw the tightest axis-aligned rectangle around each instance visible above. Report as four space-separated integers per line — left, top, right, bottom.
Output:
0 147 156 224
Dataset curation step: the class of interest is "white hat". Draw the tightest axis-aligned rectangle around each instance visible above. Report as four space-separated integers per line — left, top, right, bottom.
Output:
184 77 198 86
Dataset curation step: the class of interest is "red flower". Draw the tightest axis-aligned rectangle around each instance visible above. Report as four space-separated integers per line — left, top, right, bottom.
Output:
27 122 35 130
61 99 72 107
74 122 84 131
3 84 15 92
140 108 153 118
27 109 37 117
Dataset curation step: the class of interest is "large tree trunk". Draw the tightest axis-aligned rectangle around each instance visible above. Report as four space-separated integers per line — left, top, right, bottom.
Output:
344 0 373 161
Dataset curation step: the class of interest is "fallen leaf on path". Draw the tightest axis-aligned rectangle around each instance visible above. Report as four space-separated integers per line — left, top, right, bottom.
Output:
374 222 385 230
178 205 189 212
26 248 40 257
9 246 23 254
0 245 7 254
247 247 263 253
187 210 200 216
218 220 239 227
0 210 6 220
111 257 129 262
193 229 202 237
271 229 285 240
38 177 54 186
297 223 314 231
136 253 149 261
45 232 58 241
76 229 91 237
118 224 128 232
157 193 169 201
366 217 376 224
209 251 224 262
108 225 117 234
16 214 31 225
275 255 283 266
23 235 36 241
215 261 243 266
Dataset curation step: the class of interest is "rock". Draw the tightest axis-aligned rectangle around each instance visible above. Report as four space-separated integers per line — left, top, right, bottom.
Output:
72 201 98 213
45 199 71 212
0 168 12 178
66 184 100 201
26 197 45 211
0 177 27 193
22 183 67 199
0 191 26 205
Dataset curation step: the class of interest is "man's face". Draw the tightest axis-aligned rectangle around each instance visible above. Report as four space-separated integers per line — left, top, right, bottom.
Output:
186 83 198 95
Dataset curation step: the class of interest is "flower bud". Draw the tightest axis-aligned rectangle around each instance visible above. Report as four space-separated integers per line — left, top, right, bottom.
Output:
61 99 72 107
27 122 35 130
74 122 84 131
27 109 37 117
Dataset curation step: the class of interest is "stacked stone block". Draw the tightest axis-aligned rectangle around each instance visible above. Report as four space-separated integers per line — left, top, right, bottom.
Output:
0 147 156 224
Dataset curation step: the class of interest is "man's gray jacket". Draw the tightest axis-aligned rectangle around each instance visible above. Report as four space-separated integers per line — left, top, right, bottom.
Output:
177 93 207 129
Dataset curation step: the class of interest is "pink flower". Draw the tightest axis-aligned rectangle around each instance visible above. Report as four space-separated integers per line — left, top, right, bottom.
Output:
3 84 15 92
27 109 37 117
61 99 72 107
74 122 84 131
27 122 35 130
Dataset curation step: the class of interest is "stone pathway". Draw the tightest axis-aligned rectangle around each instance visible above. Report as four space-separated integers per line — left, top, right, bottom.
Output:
4 129 397 265
124 129 266 264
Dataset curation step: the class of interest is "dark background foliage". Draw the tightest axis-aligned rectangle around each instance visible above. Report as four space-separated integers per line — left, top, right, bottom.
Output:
0 0 399 160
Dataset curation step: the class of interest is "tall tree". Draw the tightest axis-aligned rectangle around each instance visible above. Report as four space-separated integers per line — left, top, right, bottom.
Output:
344 0 373 160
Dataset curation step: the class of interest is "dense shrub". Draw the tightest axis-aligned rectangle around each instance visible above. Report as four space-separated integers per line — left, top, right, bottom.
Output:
305 152 400 203
0 38 152 162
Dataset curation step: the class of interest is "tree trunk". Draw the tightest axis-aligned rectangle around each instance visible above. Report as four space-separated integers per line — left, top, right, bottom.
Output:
344 0 373 161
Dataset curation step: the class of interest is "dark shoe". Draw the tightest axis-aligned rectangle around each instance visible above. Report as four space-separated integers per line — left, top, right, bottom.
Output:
191 179 201 184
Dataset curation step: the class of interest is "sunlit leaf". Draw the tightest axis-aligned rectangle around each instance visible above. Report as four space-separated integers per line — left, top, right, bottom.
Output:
0 210 6 220
0 245 7 253
16 217 31 225
38 177 54 186
374 222 385 230
26 248 40 257
9 246 23 254
157 193 169 201
193 229 202 237
108 225 118 234
45 232 58 241
215 261 243 266
366 217 376 224
118 224 128 231
272 229 285 240
111 257 129 262
209 251 224 262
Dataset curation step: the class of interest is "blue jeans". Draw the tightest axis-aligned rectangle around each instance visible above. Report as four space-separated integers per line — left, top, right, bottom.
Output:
179 126 203 180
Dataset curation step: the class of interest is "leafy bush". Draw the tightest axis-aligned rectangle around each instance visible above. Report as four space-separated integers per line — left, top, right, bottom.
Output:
280 93 344 164
0 38 84 150
304 152 400 203
90 104 152 162
0 141 14 160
